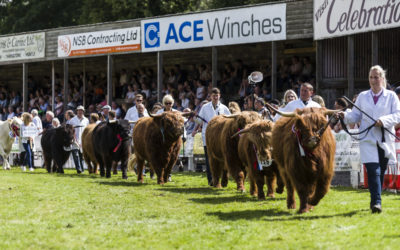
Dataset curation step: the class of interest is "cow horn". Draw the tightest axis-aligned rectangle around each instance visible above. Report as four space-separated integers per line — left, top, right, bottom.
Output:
231 128 250 138
223 114 239 118
108 120 117 123
149 112 163 118
128 121 137 124
324 109 342 116
265 103 296 117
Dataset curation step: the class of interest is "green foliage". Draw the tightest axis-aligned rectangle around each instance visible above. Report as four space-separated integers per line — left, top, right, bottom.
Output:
0 0 286 35
0 168 400 249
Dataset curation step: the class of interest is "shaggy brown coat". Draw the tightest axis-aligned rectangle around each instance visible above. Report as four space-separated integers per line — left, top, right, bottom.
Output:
133 112 185 184
82 124 98 174
237 120 284 199
206 111 261 191
272 107 335 213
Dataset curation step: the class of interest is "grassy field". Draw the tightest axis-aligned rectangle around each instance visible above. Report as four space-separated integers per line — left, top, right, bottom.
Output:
1 168 400 249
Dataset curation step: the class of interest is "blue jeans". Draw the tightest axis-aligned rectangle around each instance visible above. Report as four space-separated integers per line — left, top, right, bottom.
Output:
71 149 84 173
22 142 33 169
204 146 212 185
365 145 388 207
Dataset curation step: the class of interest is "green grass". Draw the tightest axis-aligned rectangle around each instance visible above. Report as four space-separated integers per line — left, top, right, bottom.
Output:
1 168 400 249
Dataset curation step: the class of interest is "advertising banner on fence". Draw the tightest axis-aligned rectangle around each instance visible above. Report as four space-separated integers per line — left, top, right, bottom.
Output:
333 130 361 171
141 4 286 52
314 0 400 40
58 27 140 57
0 32 45 62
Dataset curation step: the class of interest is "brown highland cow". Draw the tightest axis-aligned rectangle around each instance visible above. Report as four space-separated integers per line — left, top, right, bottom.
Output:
271 107 336 213
235 120 284 200
206 111 261 191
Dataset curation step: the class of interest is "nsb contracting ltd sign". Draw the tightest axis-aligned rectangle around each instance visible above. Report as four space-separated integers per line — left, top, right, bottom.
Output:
314 0 400 40
141 4 286 52
58 27 140 57
0 32 45 62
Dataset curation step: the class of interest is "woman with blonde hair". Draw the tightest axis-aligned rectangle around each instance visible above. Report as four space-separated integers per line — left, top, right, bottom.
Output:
20 112 37 171
281 89 298 107
339 65 400 213
156 94 177 114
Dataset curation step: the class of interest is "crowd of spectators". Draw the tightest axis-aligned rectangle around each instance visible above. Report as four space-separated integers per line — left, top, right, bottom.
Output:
0 55 316 124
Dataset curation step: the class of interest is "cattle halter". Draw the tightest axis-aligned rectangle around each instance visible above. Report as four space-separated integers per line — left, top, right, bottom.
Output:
9 123 20 137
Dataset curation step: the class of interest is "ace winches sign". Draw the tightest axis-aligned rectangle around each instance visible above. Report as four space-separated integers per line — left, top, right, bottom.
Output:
314 0 400 40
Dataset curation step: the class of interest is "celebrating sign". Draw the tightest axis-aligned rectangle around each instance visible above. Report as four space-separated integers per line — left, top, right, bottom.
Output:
314 0 400 40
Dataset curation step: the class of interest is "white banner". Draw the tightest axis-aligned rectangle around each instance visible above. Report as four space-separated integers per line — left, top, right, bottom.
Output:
141 4 286 52
333 130 361 171
314 0 400 40
58 27 141 57
0 32 45 62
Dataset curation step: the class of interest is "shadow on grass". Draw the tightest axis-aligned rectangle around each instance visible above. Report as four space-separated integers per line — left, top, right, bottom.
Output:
207 209 360 221
189 195 278 204
157 186 225 195
98 181 149 187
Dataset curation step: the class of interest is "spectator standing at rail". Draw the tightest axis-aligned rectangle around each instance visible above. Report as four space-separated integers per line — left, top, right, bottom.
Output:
194 88 230 186
31 109 42 133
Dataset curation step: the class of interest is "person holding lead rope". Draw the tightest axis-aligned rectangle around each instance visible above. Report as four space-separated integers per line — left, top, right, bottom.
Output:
338 65 400 213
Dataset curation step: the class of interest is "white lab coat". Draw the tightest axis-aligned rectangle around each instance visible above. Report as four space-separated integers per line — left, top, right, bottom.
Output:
273 98 321 121
196 101 230 145
343 89 400 164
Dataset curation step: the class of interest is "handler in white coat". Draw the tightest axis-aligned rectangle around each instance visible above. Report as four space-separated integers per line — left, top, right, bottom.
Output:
194 88 230 185
273 83 321 121
339 65 400 213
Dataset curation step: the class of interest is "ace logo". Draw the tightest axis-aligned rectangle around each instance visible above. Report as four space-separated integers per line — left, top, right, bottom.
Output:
144 22 160 48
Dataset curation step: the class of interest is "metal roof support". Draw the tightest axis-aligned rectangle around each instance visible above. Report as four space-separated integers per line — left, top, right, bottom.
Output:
316 40 322 93
51 61 55 113
157 51 163 102
107 55 113 105
347 36 354 99
371 32 378 66
22 63 28 112
212 46 218 88
83 59 86 108
271 41 277 100
63 59 69 113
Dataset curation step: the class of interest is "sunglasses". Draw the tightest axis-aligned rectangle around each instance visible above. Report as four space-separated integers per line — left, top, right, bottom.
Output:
165 102 173 105
136 99 143 102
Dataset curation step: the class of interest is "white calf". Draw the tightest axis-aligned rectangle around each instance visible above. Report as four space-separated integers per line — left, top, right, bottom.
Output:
0 117 22 170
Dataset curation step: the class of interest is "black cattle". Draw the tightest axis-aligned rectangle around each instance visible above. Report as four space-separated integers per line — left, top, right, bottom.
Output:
92 120 131 179
41 124 75 173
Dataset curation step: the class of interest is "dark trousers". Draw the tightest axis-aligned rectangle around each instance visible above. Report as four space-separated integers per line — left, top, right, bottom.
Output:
365 145 388 207
71 149 84 173
22 142 33 169
204 146 212 184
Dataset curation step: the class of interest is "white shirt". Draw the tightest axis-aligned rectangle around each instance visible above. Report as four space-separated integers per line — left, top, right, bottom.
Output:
21 123 37 143
32 115 43 133
343 89 400 164
125 106 149 122
273 98 321 121
67 115 89 146
197 101 230 145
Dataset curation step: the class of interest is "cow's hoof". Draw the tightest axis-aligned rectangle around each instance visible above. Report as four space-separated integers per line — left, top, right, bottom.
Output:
258 196 266 201
122 176 128 180
267 193 275 198
298 207 310 214
287 204 296 209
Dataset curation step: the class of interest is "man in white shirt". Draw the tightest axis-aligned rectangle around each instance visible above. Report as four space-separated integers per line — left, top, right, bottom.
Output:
194 88 230 185
31 109 43 133
67 106 89 173
124 94 149 122
274 83 321 121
